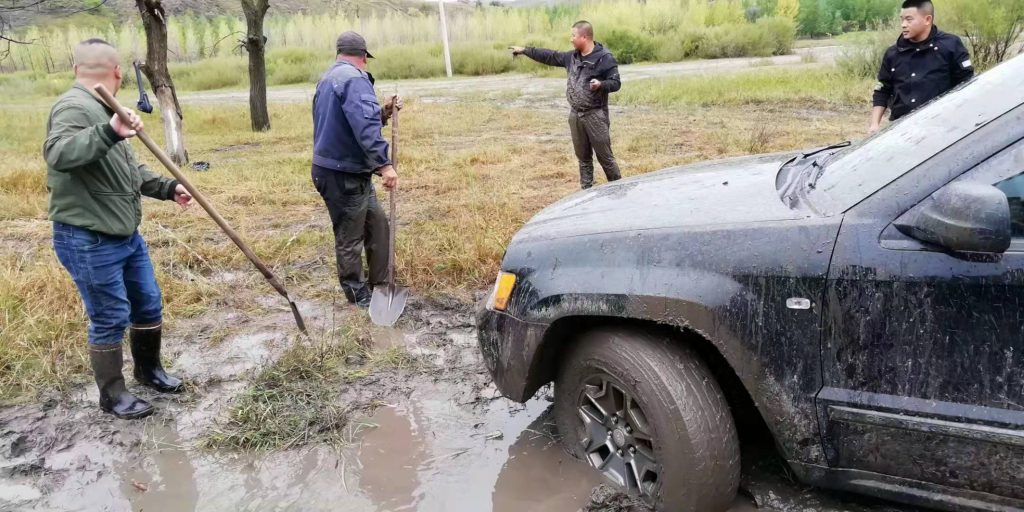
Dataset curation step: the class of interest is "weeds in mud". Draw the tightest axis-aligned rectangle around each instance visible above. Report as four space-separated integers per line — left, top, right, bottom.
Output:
204 324 366 450
204 317 419 451
0 70 870 400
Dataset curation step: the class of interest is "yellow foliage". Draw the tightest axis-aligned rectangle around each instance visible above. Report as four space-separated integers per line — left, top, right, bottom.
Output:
777 0 800 22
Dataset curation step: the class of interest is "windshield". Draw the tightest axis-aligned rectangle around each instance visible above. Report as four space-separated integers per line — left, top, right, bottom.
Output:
804 54 1024 216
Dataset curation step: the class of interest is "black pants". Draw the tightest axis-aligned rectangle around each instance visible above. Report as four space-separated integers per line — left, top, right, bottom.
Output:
311 165 388 300
569 108 622 189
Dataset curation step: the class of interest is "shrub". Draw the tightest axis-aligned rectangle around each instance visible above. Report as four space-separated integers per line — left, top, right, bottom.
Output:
452 44 516 75
757 16 797 55
944 0 1024 70
836 29 892 78
603 30 657 64
170 57 248 90
265 47 331 86
655 28 705 62
0 71 71 97
699 24 767 59
369 45 445 80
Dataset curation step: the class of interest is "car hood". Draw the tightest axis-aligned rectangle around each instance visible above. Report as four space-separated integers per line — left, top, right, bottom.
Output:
514 152 805 243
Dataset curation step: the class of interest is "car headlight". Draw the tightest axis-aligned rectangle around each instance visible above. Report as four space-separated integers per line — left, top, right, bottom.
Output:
490 271 517 311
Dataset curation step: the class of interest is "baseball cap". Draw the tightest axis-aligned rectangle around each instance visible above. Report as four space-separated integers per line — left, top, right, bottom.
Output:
336 31 374 59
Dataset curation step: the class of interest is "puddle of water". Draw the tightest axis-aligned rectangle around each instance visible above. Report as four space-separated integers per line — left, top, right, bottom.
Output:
355 385 602 512
53 380 600 512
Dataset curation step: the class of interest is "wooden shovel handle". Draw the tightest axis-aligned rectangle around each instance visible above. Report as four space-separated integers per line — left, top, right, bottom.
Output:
92 84 291 299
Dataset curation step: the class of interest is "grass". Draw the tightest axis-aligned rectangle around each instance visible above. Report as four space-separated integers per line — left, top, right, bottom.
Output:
203 317 416 450
0 67 873 401
616 68 873 107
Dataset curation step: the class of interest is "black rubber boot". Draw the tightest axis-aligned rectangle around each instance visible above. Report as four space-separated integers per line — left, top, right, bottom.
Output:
89 344 154 420
129 325 185 393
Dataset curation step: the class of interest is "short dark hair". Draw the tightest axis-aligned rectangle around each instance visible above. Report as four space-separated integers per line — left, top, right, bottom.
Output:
80 37 113 47
572 20 593 39
902 0 935 16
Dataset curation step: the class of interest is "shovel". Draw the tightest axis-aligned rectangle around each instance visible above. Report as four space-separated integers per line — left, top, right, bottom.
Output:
369 97 409 327
93 84 308 335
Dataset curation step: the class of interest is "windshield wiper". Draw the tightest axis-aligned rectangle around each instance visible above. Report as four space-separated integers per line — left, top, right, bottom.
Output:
803 141 852 190
802 140 851 159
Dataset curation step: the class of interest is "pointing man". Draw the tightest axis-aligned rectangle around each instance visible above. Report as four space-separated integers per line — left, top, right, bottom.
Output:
512 21 623 189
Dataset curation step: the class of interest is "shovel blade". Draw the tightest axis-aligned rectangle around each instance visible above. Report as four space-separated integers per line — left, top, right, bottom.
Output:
369 286 410 327
288 300 308 335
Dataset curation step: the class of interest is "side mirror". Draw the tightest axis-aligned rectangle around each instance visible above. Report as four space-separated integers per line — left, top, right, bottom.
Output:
895 182 1011 254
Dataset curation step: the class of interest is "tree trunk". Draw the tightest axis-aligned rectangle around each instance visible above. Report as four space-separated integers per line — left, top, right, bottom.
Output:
136 0 188 165
241 0 271 132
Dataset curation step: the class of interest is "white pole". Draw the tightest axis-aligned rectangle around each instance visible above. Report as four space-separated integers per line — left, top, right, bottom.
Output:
438 0 453 78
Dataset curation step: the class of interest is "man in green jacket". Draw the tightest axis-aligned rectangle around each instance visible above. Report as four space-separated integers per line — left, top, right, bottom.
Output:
45 38 193 419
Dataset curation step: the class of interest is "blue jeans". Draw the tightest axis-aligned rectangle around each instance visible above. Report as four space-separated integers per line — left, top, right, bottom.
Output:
52 222 163 346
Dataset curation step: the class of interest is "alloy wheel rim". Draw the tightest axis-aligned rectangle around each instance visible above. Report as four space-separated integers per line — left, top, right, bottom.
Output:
576 373 659 498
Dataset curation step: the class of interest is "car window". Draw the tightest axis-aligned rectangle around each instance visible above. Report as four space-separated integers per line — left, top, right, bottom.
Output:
952 138 1024 244
996 174 1024 238
806 55 1024 216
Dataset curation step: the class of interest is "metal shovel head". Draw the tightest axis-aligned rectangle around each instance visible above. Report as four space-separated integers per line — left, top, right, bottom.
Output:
369 285 410 327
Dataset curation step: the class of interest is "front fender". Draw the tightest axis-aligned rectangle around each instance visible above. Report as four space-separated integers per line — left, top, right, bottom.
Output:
509 272 828 466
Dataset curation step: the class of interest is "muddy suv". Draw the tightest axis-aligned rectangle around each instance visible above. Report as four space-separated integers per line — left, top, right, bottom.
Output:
477 55 1024 512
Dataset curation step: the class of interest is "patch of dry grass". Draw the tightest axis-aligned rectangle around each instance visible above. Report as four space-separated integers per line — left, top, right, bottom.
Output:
0 70 870 400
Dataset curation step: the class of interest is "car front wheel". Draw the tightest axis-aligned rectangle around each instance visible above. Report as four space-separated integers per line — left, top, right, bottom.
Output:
554 328 740 512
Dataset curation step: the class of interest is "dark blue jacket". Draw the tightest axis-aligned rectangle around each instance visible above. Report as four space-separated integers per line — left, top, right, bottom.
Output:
312 61 391 173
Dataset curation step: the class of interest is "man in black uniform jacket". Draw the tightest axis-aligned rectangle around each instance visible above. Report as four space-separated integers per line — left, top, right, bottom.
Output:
869 0 974 134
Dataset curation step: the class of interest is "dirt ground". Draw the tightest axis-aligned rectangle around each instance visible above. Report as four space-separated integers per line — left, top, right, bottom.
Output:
0 291 921 512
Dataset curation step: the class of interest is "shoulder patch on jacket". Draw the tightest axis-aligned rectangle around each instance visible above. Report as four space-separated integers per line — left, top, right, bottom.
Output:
962 59 973 68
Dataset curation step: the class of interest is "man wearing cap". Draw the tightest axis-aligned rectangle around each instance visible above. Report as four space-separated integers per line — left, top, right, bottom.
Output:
869 0 974 134
312 31 400 307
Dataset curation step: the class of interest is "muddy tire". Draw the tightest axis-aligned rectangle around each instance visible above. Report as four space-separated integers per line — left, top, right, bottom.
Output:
553 328 740 512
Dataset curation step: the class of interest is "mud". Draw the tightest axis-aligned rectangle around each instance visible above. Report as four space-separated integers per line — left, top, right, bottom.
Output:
1 294 915 512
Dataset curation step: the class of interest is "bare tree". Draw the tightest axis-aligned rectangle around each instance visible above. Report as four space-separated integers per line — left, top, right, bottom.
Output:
241 0 270 132
135 0 188 165
0 1 109 61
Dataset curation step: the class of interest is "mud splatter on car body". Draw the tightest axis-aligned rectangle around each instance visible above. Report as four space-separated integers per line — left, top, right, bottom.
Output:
479 55 1024 511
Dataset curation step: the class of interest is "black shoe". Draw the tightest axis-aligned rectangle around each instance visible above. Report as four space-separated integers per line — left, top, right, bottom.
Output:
129 325 185 393
89 344 154 420
344 284 373 308
355 287 372 308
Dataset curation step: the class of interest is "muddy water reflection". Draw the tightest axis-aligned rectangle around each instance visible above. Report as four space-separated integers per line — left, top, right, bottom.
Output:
357 388 600 512
116 423 199 511
105 382 598 512
358 406 426 511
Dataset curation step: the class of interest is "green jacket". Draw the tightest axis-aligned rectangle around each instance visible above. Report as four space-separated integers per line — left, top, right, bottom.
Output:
43 83 178 237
